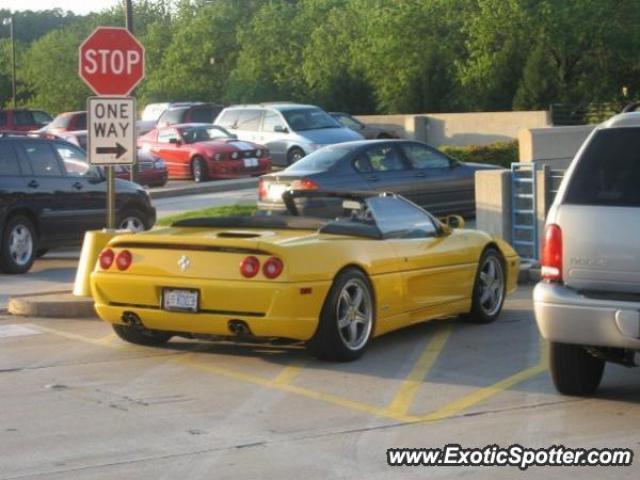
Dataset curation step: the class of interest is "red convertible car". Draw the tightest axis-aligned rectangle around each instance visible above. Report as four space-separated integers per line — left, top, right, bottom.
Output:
138 123 271 182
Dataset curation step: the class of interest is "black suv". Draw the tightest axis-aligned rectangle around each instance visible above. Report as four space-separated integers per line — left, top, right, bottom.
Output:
0 135 156 274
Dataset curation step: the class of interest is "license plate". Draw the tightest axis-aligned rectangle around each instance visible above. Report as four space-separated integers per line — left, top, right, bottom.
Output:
268 183 288 201
162 289 199 312
243 158 258 168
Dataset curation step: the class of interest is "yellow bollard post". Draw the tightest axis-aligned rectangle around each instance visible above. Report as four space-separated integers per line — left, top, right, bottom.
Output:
73 230 119 297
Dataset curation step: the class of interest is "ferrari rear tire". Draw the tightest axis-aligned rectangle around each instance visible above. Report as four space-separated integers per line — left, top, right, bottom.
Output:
192 156 208 183
112 324 173 346
307 268 375 361
462 248 506 324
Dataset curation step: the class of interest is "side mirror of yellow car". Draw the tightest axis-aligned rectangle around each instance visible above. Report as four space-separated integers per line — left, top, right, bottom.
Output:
438 215 465 234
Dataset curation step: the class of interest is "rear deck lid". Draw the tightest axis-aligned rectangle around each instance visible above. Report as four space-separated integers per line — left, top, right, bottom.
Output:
557 127 640 292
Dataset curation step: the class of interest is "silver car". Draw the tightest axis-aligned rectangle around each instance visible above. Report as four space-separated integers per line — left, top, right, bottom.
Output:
214 103 363 166
534 111 640 395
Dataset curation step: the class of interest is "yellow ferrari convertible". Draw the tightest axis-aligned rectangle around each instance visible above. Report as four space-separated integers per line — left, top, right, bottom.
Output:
91 191 519 361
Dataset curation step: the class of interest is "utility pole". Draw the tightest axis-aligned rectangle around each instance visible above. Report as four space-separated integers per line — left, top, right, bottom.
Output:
125 0 135 182
2 16 16 108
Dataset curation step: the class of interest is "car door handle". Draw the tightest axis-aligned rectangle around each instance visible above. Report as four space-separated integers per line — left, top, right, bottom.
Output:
366 175 379 182
28 180 39 188
72 181 83 190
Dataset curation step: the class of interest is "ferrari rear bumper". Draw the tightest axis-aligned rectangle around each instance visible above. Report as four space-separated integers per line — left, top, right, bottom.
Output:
91 272 331 341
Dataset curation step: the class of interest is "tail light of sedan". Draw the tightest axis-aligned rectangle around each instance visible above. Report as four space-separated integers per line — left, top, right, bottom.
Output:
291 178 319 190
541 224 562 282
258 178 268 201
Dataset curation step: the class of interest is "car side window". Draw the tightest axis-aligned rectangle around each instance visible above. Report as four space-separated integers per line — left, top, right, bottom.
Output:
367 196 437 239
33 111 52 126
0 142 21 175
19 141 63 176
158 129 179 144
401 144 451 169
235 109 263 131
13 111 34 126
355 145 406 172
74 114 87 130
217 110 239 129
189 107 214 123
262 111 285 132
54 144 91 176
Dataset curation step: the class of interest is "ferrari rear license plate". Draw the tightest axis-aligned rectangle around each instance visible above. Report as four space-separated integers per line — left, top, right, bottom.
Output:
162 289 199 312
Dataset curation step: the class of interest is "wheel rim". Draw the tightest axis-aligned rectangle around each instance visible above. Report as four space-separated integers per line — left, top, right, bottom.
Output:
119 216 145 232
478 256 504 317
289 150 303 163
193 160 202 181
9 224 34 266
336 278 373 351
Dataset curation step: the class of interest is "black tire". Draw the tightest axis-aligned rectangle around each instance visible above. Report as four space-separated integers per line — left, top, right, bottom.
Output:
307 268 375 361
192 156 208 182
287 147 305 165
550 342 605 396
0 215 38 274
463 248 506 324
36 248 49 258
377 133 391 139
113 324 173 346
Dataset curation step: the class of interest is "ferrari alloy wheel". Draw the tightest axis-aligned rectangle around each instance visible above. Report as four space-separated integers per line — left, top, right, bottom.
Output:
463 248 506 324
336 279 373 351
307 268 375 361
0 215 37 274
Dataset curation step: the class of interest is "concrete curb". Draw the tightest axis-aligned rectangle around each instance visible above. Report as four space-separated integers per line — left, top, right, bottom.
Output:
148 177 258 200
8 293 97 319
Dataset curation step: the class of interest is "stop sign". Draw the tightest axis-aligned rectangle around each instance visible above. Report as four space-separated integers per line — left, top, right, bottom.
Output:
79 27 145 96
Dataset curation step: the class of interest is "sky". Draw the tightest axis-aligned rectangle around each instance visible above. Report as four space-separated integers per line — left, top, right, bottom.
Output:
2 0 122 15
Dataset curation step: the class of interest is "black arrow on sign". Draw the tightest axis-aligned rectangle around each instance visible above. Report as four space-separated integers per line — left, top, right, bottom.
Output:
96 143 127 159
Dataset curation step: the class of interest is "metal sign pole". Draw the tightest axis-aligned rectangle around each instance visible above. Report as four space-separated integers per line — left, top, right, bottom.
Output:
107 166 116 229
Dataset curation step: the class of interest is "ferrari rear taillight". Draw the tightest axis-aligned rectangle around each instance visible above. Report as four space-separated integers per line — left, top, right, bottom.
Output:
240 256 260 278
258 178 267 200
115 250 133 271
541 224 562 282
292 178 319 190
263 257 284 279
99 249 114 269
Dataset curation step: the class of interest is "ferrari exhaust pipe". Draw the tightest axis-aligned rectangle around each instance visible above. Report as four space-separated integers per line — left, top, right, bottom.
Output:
228 320 252 336
122 311 143 328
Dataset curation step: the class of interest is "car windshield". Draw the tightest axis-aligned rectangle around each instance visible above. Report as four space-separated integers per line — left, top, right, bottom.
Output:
286 145 351 172
48 114 72 128
281 108 341 131
178 126 233 144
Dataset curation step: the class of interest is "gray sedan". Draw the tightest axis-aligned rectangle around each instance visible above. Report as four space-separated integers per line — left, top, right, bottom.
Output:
257 140 501 217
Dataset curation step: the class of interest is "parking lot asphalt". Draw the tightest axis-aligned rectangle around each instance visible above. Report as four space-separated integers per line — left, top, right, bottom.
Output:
1 285 638 479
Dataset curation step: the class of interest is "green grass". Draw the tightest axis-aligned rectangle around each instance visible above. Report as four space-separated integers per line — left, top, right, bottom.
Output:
157 204 257 227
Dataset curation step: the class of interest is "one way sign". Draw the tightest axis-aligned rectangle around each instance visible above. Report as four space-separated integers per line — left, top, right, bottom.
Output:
87 96 136 165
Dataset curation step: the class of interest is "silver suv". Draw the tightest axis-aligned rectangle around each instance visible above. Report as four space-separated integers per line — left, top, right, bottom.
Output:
214 103 363 166
534 111 640 396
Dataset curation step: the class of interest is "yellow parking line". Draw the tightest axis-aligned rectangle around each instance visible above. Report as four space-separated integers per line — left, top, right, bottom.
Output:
177 354 419 423
383 325 451 417
36 325 125 350
271 359 307 385
416 339 549 422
